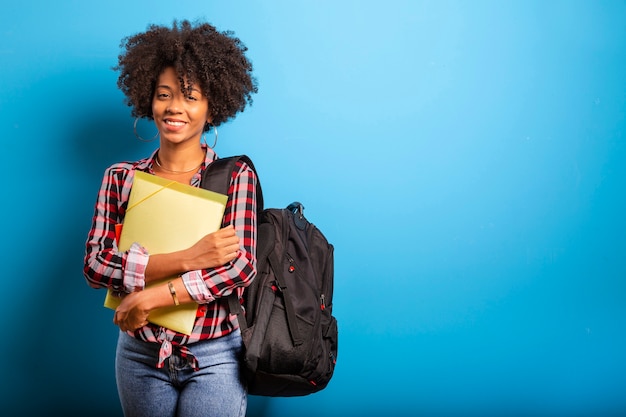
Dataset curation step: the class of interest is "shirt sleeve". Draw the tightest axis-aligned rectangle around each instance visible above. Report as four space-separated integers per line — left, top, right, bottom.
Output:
181 159 258 303
83 164 149 293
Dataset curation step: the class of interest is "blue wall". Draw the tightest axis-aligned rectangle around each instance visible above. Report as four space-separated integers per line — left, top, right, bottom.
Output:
2 1 625 416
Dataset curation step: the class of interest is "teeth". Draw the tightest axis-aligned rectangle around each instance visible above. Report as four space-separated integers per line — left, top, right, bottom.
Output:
166 120 185 126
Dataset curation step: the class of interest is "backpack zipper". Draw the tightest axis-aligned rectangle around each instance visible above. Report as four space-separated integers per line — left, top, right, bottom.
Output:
288 256 295 273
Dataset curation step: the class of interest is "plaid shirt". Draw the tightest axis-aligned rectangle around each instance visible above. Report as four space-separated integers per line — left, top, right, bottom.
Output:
83 145 258 369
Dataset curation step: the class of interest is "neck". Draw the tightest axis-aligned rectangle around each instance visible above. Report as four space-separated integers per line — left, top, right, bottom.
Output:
154 147 206 174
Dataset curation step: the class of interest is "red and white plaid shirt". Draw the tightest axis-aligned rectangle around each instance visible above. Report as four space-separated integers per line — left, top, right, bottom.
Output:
83 145 258 369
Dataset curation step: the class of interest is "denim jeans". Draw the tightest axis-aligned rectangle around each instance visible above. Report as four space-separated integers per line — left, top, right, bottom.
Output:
115 330 247 417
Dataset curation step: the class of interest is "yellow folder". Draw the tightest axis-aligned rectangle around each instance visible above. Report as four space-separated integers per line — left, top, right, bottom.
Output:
104 170 227 335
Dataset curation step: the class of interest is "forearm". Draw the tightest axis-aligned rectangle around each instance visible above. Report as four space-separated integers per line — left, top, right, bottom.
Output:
113 276 192 332
142 276 192 308
143 250 192 284
143 224 241 285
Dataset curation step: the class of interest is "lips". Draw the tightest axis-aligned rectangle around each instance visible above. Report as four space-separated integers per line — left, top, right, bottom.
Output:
165 119 186 126
163 119 187 131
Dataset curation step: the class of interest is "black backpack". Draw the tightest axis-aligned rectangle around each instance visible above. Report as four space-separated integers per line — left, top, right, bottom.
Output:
201 155 338 397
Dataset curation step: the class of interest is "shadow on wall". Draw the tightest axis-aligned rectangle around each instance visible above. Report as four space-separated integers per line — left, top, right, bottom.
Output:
5 67 142 415
3 66 272 416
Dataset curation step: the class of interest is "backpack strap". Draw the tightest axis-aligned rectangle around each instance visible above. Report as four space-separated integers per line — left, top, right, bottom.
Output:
268 248 304 346
200 155 264 333
200 155 264 211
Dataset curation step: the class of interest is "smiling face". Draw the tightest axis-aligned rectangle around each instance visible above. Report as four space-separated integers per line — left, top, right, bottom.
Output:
152 67 212 145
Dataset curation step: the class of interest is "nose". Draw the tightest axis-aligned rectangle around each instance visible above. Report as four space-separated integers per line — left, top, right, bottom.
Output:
166 104 182 114
166 96 184 114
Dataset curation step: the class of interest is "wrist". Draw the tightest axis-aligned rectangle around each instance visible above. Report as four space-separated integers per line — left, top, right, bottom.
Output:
177 249 194 273
137 285 163 312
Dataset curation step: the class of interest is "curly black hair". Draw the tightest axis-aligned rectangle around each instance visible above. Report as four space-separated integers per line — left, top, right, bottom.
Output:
114 19 258 128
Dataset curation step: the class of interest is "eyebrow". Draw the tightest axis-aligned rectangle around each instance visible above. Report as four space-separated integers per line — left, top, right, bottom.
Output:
156 84 202 93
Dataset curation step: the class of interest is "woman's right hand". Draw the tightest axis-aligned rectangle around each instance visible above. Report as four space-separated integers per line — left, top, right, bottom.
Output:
186 225 241 270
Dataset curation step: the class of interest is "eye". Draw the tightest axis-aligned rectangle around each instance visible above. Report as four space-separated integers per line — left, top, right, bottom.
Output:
186 95 198 101
156 92 170 99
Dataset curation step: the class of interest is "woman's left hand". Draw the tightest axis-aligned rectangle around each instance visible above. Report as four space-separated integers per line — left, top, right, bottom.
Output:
114 292 150 332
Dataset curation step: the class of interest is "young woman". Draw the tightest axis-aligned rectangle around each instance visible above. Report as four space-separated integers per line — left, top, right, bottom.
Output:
83 20 258 417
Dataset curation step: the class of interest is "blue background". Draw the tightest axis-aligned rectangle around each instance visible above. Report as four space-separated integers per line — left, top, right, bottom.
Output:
1 1 625 416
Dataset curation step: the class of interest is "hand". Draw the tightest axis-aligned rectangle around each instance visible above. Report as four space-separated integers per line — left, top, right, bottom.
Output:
187 225 241 270
113 292 150 332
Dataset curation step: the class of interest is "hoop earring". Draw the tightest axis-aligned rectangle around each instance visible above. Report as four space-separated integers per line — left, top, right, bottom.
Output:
203 124 218 149
133 117 159 142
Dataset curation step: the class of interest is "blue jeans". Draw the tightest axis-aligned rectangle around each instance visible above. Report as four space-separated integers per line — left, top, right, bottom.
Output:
115 330 247 417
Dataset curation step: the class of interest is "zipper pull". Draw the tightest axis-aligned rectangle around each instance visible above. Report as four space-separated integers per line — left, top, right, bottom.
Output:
320 294 326 311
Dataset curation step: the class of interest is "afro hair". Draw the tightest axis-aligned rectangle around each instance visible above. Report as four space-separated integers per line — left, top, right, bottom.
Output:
115 19 258 128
